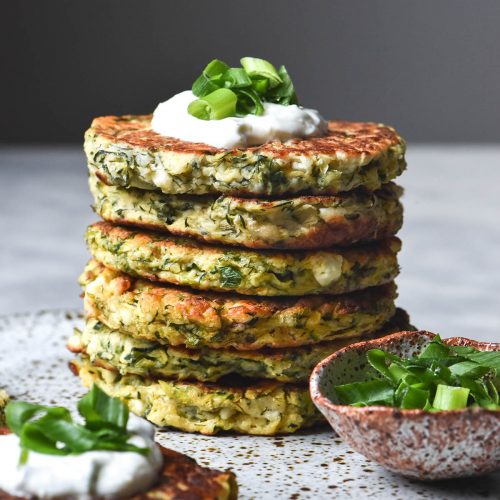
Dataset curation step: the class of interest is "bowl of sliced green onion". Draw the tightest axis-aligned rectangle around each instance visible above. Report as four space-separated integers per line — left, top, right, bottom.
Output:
310 330 500 480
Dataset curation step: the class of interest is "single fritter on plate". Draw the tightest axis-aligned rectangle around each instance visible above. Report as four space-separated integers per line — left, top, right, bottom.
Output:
85 115 406 196
86 222 401 296
90 175 404 249
72 358 323 435
68 309 413 384
81 260 397 349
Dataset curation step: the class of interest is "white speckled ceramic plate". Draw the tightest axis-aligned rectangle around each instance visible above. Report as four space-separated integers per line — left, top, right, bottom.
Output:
1 310 499 499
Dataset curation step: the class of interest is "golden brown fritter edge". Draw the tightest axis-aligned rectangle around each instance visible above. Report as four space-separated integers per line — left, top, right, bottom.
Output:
89 114 404 159
134 445 237 500
91 176 404 251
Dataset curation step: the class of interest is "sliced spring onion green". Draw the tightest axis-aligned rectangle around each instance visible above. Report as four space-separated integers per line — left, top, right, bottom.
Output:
432 384 470 410
333 335 500 411
265 66 298 105
191 73 220 98
235 88 264 116
188 88 237 120
204 59 230 78
223 68 252 89
5 402 71 435
78 383 129 430
188 57 298 119
366 349 399 381
418 337 451 359
192 59 230 97
240 57 282 87
398 385 430 410
449 361 491 378
334 379 394 406
251 78 270 94
388 362 410 383
457 350 500 371
5 385 148 464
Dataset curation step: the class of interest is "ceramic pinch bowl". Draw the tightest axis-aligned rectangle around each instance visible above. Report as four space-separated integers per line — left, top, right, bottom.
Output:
309 330 500 480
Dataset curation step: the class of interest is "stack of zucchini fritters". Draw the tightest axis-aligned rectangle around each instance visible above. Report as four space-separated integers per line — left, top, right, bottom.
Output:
69 115 410 435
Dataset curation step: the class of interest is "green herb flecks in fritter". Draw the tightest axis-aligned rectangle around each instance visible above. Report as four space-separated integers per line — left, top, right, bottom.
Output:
85 115 405 197
69 320 365 383
73 358 323 435
80 260 398 349
85 222 401 296
90 175 404 250
69 310 414 384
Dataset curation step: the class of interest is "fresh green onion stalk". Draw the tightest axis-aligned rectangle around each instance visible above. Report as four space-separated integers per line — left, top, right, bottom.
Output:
188 57 298 120
5 385 148 464
334 336 500 411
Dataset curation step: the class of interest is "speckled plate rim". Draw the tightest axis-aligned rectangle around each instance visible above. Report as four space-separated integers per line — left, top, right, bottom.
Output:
309 330 500 419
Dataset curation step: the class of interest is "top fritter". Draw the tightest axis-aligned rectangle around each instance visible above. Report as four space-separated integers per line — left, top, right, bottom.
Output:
85 115 406 197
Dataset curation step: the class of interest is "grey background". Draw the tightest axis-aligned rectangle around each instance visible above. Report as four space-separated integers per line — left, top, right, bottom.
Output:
2 0 500 143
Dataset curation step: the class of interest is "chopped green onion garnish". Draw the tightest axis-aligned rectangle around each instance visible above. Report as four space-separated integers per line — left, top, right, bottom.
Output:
333 336 500 411
203 59 230 79
192 59 230 97
266 66 298 105
240 57 282 87
188 56 298 120
432 384 470 410
5 385 148 464
223 68 252 89
398 385 430 409
235 88 264 116
334 379 394 406
188 88 237 120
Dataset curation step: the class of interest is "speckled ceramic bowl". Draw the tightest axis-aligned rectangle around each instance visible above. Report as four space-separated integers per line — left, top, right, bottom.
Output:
310 330 500 480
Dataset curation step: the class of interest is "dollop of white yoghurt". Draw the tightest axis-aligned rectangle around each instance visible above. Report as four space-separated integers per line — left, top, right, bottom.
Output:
151 90 328 149
0 414 163 499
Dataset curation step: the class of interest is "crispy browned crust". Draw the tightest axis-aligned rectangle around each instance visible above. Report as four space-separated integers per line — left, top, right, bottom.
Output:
70 307 412 386
92 181 404 250
72 358 308 394
87 221 401 297
134 445 237 500
90 114 404 158
71 306 412 360
0 434 237 500
82 259 395 316
92 216 400 263
106 212 400 250
92 219 401 258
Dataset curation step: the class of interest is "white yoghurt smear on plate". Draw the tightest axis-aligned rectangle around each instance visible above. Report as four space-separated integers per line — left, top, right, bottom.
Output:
0 413 163 499
151 90 329 149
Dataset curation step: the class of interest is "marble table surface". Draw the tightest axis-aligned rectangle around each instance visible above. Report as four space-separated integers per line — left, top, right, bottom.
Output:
1 144 499 342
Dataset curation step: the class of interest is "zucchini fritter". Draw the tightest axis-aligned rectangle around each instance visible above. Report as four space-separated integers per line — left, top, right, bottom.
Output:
69 309 413 384
81 260 397 349
85 115 406 196
73 358 323 435
90 175 403 249
69 320 366 383
85 222 401 296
